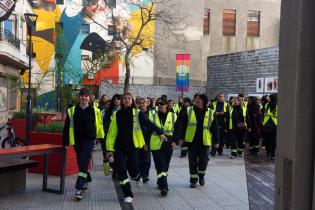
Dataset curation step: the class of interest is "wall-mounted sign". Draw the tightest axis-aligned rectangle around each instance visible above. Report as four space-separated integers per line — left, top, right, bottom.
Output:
256 78 264 93
256 77 278 93
0 0 16 22
264 77 278 93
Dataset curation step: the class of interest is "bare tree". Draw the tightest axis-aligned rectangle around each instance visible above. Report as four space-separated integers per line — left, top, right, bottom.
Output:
85 0 183 93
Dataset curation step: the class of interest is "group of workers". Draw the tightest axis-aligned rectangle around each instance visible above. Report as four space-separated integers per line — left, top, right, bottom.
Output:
63 87 278 203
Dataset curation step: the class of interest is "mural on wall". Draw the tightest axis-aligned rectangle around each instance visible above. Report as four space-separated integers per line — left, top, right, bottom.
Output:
29 0 155 107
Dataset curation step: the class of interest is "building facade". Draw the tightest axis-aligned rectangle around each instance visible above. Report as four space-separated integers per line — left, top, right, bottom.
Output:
0 0 33 124
153 0 281 91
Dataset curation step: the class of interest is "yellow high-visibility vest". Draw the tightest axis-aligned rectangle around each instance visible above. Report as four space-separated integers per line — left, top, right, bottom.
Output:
184 107 214 146
213 101 228 112
263 105 278 126
67 106 105 146
228 107 247 129
149 111 176 150
106 108 145 152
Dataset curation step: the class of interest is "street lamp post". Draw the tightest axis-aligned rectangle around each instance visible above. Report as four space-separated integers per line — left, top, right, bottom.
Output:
24 13 38 145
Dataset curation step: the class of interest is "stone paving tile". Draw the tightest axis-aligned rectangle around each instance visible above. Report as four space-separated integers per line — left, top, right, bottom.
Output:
0 149 121 210
130 149 249 210
0 147 249 210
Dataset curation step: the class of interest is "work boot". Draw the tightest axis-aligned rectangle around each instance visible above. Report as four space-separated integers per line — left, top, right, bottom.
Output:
199 177 205 186
160 188 168 196
142 177 149 183
190 182 197 188
75 190 83 201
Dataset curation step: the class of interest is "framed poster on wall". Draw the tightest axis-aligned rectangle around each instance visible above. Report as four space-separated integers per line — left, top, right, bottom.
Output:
256 78 264 93
264 77 278 93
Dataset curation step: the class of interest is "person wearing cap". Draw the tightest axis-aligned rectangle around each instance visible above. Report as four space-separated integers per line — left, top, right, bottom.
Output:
63 87 105 201
148 97 177 196
106 92 165 203
175 93 219 188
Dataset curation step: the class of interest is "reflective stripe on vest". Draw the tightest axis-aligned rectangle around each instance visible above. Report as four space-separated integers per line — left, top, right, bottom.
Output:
213 101 228 112
68 106 75 146
228 107 247 129
184 107 213 146
67 106 105 146
132 109 145 149
263 105 278 126
150 111 176 150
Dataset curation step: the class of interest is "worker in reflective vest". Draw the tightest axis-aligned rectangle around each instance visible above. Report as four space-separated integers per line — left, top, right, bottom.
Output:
262 94 278 160
179 97 193 158
210 93 229 156
63 87 105 201
149 97 177 196
106 92 165 203
174 96 184 115
176 93 218 188
137 97 154 183
227 97 251 159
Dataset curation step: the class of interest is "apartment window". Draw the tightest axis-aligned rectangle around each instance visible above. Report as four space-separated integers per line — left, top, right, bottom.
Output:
55 22 63 33
247 11 260 37
223 9 236 36
82 24 90 34
56 0 64 4
203 9 210 35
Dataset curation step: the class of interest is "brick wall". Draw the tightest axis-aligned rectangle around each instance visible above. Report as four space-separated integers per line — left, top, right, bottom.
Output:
207 47 279 99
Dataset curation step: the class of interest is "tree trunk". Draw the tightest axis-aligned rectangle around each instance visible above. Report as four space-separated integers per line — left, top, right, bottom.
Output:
124 56 131 93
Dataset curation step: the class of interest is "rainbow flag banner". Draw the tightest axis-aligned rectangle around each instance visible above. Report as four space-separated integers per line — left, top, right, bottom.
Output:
176 54 190 92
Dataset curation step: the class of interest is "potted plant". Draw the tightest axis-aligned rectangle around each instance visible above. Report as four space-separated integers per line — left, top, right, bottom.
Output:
29 121 80 176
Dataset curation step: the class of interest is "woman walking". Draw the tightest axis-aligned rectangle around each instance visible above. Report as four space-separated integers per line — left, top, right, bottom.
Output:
176 93 218 188
149 97 177 196
106 92 165 203
63 87 105 200
247 96 263 156
263 93 278 159
228 97 251 159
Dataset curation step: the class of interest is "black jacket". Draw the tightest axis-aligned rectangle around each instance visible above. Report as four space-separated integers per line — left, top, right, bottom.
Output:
175 106 219 147
63 105 96 146
113 107 163 150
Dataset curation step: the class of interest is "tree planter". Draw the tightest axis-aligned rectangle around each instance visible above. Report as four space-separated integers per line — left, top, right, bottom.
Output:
29 131 79 176
11 118 40 139
10 118 27 139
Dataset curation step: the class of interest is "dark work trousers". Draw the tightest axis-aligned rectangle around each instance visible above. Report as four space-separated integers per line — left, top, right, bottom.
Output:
74 140 95 190
139 148 151 178
211 127 225 154
115 147 140 198
264 130 277 157
248 131 260 154
151 141 173 190
230 129 245 156
188 145 210 183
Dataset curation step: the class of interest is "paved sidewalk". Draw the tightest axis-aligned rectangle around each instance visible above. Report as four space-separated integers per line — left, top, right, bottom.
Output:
0 147 249 210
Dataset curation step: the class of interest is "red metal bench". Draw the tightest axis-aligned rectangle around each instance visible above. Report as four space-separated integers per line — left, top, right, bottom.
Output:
0 144 66 194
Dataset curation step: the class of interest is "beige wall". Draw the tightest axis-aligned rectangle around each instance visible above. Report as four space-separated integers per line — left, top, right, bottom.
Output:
153 0 280 86
153 0 205 86
204 0 281 56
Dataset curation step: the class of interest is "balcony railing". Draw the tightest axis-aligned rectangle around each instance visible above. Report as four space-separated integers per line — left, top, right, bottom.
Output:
0 29 20 50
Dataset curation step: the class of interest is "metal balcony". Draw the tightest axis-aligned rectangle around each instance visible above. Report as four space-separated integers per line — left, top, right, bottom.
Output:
0 29 21 50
